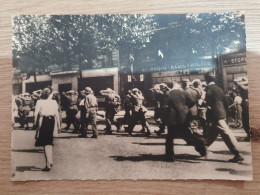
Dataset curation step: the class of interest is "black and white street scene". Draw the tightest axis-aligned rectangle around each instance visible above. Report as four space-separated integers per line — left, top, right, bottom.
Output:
11 13 252 180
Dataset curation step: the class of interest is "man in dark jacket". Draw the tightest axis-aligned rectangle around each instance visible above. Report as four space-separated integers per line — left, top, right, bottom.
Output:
63 90 79 132
204 72 243 162
165 83 207 162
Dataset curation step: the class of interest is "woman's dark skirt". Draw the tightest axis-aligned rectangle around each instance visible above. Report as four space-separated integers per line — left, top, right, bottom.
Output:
35 116 55 147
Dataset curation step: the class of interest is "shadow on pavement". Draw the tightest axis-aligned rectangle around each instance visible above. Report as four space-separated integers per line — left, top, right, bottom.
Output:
110 153 201 163
211 150 251 156
131 142 186 146
12 149 43 153
16 166 42 172
215 168 251 176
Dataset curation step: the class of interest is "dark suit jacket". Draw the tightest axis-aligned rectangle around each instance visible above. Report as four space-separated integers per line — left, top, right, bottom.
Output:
205 84 226 120
183 87 199 117
166 89 194 125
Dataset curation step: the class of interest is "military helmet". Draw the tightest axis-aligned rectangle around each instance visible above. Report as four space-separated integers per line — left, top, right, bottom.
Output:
84 87 93 94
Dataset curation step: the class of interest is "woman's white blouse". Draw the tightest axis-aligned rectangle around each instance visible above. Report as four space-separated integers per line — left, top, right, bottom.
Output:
34 99 59 123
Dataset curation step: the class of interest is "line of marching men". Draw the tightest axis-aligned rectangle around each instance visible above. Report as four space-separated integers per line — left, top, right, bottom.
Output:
13 87 152 138
13 72 250 162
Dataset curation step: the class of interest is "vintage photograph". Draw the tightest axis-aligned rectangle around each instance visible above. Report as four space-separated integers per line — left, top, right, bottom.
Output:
11 13 252 180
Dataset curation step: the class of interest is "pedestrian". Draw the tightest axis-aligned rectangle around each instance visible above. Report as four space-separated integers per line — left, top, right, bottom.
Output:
34 87 61 171
63 90 79 133
100 88 121 134
228 90 242 128
79 87 98 138
125 88 151 137
234 76 251 141
165 83 207 162
204 72 243 162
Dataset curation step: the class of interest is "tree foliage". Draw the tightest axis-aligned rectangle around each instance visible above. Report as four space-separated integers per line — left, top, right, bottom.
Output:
12 14 158 76
185 12 246 56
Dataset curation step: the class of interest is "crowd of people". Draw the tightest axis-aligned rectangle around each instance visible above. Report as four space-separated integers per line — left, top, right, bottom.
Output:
13 72 251 170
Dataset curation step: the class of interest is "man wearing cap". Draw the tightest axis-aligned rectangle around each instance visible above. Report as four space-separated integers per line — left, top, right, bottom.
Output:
79 87 98 138
100 88 121 135
52 91 62 128
63 90 79 132
125 88 151 137
20 92 34 130
192 79 208 137
150 83 170 136
32 90 42 109
204 72 243 162
15 94 25 128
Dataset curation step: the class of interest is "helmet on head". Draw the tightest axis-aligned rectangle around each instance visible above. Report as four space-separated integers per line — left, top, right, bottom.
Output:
84 87 93 94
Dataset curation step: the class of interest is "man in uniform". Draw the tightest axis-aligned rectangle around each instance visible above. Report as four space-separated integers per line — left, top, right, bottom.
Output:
31 90 42 108
125 88 151 137
150 83 170 136
15 94 24 128
52 91 62 129
100 88 121 135
79 87 98 138
63 90 79 133
204 72 243 162
20 92 34 130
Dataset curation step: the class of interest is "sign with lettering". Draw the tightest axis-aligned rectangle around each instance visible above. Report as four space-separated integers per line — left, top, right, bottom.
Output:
223 56 247 66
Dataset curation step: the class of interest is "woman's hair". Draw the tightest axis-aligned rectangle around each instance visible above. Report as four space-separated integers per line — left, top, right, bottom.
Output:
41 87 52 99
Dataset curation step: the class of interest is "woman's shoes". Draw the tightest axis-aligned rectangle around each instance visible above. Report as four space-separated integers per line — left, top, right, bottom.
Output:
41 166 51 172
42 164 52 171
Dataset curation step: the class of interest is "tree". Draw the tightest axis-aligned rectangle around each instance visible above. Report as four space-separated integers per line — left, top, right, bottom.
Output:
12 15 53 82
185 12 246 56
12 14 158 79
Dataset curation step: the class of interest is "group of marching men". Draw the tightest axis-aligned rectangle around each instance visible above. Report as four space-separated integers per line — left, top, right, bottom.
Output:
14 86 152 138
13 72 250 162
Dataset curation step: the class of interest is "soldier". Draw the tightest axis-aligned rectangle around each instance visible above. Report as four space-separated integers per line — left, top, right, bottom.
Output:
20 92 34 130
100 88 121 135
52 91 62 129
15 94 24 128
204 72 243 162
78 90 87 137
123 91 132 125
31 90 42 109
79 87 98 138
234 76 251 141
150 83 170 136
125 88 151 137
192 79 208 137
63 90 79 133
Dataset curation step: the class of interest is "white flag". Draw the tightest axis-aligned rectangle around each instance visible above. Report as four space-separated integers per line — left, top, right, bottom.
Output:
158 50 164 59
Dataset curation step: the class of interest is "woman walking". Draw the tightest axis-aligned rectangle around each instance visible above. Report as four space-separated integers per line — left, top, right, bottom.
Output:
34 88 61 171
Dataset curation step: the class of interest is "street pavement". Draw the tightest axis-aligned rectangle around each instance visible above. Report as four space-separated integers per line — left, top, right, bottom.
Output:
11 111 253 181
